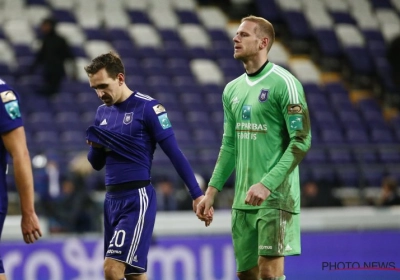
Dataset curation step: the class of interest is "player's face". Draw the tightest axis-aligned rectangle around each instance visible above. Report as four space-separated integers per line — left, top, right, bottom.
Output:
88 68 123 106
233 21 263 61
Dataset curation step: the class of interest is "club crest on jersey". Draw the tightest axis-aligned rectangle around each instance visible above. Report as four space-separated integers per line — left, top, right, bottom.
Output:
123 112 133 125
258 89 269 102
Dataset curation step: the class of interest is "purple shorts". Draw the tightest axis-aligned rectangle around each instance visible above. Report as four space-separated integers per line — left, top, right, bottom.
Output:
104 184 156 275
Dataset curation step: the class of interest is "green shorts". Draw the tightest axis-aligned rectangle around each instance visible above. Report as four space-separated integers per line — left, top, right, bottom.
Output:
231 208 301 272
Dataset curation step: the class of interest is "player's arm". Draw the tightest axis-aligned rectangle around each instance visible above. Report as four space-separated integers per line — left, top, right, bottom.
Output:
208 89 236 192
260 78 311 191
87 146 106 170
159 135 203 200
2 126 42 243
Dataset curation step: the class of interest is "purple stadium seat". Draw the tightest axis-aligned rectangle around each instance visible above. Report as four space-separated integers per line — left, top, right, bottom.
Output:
329 12 357 24
60 130 87 150
320 128 345 144
71 46 86 58
27 0 47 5
166 58 193 78
141 58 169 76
193 128 220 147
370 0 393 8
176 11 201 24
208 29 232 44
353 147 378 163
127 10 151 24
172 128 193 147
197 147 219 167
13 44 34 57
327 147 354 164
283 11 313 40
370 128 395 143
309 164 337 184
185 110 210 126
107 28 132 43
312 111 340 129
324 82 348 96
84 28 109 41
186 46 214 59
254 0 282 23
335 164 359 187
158 29 183 44
52 9 76 23
303 148 327 164
336 110 365 129
343 47 374 75
0 63 10 75
180 93 205 108
345 128 370 144
313 29 342 58
213 40 234 59
377 145 400 163
163 42 190 59
360 164 385 187
113 40 136 59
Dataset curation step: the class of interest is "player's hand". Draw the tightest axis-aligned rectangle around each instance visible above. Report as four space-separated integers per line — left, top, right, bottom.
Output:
245 182 271 206
86 140 103 148
21 212 42 244
195 195 214 227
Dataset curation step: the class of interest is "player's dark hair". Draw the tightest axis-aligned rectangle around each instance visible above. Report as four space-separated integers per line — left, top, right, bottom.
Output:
84 51 125 79
241 15 275 52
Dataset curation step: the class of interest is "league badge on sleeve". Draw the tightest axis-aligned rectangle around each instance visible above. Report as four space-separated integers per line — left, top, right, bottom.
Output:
153 104 166 114
287 104 303 114
158 113 172 129
289 115 303 130
4 100 21 120
0 90 17 103
258 89 269 102
123 112 133 125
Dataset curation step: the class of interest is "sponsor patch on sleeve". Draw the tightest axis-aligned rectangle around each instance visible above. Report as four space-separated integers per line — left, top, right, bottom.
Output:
158 113 172 129
4 100 21 120
0 90 17 103
289 115 303 130
153 104 166 114
287 104 302 114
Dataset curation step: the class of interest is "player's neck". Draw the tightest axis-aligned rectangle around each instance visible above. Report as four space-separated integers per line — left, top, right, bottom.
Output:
243 54 268 75
118 85 133 103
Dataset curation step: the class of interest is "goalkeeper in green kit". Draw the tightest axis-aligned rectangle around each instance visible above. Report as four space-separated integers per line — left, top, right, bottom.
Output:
196 16 311 280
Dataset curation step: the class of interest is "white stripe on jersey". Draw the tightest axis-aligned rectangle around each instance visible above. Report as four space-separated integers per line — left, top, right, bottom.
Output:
136 92 154 101
126 187 149 264
273 66 299 104
245 64 276 87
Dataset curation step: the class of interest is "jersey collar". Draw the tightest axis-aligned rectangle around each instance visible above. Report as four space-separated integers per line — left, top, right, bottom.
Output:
245 61 275 87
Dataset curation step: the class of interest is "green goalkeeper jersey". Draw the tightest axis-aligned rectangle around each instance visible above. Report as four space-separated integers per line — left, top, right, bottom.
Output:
209 61 311 213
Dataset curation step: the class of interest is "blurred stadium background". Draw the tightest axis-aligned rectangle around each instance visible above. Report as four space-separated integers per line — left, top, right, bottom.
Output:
1 0 400 279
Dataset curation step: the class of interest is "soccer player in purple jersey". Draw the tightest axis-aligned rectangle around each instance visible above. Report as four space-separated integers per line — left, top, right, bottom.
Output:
84 52 213 280
0 78 42 280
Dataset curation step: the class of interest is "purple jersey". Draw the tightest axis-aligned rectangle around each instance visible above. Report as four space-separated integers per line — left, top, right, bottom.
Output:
0 78 23 274
90 91 173 185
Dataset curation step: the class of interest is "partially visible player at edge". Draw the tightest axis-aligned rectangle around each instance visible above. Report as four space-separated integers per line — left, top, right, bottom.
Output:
196 16 311 280
84 51 213 280
0 79 42 280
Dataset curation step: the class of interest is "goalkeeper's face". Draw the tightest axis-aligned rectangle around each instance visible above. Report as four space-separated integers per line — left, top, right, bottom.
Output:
233 21 262 61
